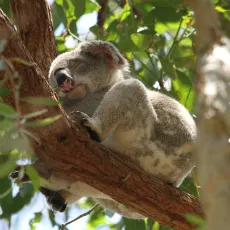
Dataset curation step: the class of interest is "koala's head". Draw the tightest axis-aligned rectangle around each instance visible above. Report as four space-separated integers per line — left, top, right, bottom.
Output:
48 40 129 99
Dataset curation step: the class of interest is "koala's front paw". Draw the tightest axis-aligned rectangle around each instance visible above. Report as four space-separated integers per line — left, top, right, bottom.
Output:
40 187 67 212
71 111 101 142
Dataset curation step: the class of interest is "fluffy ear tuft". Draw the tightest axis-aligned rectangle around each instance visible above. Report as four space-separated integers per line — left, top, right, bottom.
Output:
78 41 128 70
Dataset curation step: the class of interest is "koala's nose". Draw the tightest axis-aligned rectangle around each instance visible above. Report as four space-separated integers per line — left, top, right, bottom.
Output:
54 69 71 86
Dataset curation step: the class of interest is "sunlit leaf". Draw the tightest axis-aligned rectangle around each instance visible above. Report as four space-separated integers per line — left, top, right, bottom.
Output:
184 214 205 227
87 206 106 229
23 109 48 119
22 97 60 106
25 115 62 127
120 4 131 22
10 57 33 66
131 34 154 50
29 212 42 230
25 165 41 191
85 0 99 14
132 0 182 7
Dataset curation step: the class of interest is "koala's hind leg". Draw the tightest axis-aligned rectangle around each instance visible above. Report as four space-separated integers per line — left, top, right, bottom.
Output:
81 79 157 143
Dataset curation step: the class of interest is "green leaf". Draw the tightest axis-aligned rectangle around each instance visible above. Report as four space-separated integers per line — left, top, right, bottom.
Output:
52 2 67 29
131 34 154 50
29 212 42 230
71 0 86 19
0 88 10 97
132 0 182 7
184 214 205 227
90 25 105 39
69 19 77 34
23 109 48 119
0 118 13 131
22 97 60 106
25 115 62 127
56 0 79 20
25 165 41 191
0 0 10 16
123 218 146 230
0 60 4 70
120 4 131 22
172 70 195 111
179 177 198 197
0 179 35 219
0 154 16 179
87 206 106 229
158 56 177 78
0 102 17 118
85 0 99 14
48 210 56 227
10 57 33 66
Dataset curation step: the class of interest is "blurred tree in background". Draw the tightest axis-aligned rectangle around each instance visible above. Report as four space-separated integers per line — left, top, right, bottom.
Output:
0 0 230 229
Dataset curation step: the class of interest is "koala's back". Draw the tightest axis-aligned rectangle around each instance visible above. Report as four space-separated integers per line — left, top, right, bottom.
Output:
148 90 196 151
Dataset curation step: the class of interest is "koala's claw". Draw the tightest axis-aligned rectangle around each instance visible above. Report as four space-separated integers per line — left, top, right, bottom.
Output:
70 111 89 120
72 111 101 142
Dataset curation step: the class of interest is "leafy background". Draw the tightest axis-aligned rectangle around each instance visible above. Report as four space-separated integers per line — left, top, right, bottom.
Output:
0 0 230 229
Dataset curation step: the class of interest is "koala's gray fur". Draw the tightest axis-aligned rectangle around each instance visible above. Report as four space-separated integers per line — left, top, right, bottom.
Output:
47 40 196 218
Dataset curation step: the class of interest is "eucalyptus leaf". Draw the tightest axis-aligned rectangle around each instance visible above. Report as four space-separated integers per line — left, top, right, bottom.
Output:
29 212 42 230
25 165 41 191
0 88 10 97
22 97 60 106
0 102 17 118
123 218 146 230
25 115 62 127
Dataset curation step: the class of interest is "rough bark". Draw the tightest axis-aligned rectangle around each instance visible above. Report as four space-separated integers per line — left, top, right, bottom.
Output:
185 0 230 229
10 0 57 77
0 2 203 229
97 0 108 29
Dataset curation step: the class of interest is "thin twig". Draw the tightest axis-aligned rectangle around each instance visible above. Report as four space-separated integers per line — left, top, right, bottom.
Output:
1 56 22 118
60 203 100 230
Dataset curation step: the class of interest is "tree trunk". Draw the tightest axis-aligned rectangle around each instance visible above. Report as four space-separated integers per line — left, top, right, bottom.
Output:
185 0 230 229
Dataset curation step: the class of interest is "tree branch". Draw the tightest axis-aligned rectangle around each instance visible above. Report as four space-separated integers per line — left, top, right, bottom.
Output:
10 0 57 77
0 4 203 230
185 0 230 229
97 0 108 29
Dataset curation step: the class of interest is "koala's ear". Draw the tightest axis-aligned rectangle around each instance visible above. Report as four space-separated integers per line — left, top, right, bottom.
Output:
80 41 128 69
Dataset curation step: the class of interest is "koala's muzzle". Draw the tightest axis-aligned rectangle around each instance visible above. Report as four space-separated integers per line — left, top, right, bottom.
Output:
54 69 75 93
55 69 72 86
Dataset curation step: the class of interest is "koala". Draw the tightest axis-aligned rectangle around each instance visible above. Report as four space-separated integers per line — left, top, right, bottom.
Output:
12 40 196 219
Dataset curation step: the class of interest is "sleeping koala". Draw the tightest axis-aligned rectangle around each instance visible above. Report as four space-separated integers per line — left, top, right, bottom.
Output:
12 40 196 219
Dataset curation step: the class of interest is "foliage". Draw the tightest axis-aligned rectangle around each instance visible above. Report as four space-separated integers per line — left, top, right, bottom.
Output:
1 0 230 229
